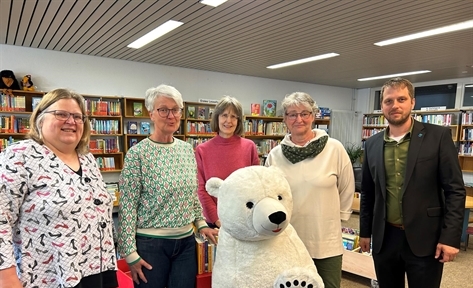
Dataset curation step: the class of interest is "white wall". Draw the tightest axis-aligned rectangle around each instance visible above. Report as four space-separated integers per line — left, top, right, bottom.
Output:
0 44 354 114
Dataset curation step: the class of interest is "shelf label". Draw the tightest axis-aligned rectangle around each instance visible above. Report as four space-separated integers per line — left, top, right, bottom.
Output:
420 106 446 111
198 98 219 104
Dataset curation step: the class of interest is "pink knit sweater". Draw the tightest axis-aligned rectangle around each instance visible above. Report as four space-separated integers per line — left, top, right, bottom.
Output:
195 135 260 224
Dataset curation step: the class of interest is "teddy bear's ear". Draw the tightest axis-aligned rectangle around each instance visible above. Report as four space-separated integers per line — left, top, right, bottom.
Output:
206 177 224 198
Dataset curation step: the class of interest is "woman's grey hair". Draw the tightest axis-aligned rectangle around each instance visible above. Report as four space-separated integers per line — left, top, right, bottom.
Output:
210 96 244 136
145 84 184 112
27 88 91 155
281 92 319 116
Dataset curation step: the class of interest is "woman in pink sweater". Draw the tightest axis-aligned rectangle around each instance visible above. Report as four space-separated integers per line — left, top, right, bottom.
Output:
195 96 260 228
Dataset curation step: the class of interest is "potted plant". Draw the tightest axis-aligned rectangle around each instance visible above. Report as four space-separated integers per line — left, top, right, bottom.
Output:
345 142 363 167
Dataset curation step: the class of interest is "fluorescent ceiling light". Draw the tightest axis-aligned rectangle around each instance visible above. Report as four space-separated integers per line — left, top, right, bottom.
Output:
127 20 183 49
375 20 473 46
267 53 340 69
200 0 228 7
358 70 431 81
466 84 473 88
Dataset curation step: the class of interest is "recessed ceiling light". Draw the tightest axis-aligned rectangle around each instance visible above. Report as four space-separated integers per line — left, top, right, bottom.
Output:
200 0 228 7
267 53 340 69
357 70 431 81
127 20 183 49
374 20 473 46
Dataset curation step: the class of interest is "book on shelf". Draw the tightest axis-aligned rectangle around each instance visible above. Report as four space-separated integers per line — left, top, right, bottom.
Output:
32 97 42 111
208 107 214 119
318 107 331 119
140 121 150 135
251 103 261 116
133 102 143 116
187 105 196 118
262 100 277 117
105 182 119 206
197 106 206 120
129 138 138 147
127 121 138 134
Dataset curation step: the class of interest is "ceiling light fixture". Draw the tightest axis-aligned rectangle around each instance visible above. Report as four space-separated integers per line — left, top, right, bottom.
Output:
267 53 340 69
200 0 228 7
127 20 183 49
374 20 473 46
357 70 431 81
466 84 473 88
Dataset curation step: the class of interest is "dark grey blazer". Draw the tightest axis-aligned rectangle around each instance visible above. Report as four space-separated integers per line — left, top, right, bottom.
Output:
360 120 466 257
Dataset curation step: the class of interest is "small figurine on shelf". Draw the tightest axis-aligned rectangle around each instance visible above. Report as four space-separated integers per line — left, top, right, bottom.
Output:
21 75 35 91
0 70 21 96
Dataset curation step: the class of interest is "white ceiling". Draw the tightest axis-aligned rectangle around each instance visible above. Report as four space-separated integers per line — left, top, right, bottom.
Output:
1 0 472 89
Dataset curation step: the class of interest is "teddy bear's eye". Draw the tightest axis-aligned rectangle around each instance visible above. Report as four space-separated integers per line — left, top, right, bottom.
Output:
278 195 282 200
246 202 254 209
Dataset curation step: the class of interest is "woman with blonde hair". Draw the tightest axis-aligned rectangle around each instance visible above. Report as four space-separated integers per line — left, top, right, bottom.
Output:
0 88 117 288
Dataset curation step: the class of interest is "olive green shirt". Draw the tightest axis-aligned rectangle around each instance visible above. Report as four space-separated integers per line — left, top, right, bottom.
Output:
383 118 414 225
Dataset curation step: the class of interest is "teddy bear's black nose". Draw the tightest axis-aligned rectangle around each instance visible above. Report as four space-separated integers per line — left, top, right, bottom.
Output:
269 211 286 225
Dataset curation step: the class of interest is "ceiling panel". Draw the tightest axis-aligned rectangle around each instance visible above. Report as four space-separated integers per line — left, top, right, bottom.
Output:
1 0 472 89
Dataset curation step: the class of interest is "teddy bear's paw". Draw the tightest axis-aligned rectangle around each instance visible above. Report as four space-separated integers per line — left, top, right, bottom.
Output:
275 279 316 288
273 267 324 288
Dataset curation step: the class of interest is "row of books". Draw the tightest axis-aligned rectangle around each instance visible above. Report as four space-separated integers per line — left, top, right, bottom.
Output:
95 156 117 171
126 121 150 135
362 115 388 126
84 99 121 116
342 227 360 251
0 116 29 133
0 94 26 111
90 119 120 134
462 112 473 125
317 107 331 119
0 137 20 152
413 113 454 126
89 138 120 154
187 105 214 120
185 137 210 149
244 120 287 136
195 235 217 275
187 122 214 135
255 139 281 155
459 142 473 155
461 129 473 141
361 128 385 139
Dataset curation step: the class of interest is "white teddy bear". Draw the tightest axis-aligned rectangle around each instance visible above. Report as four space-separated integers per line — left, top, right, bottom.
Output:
206 165 324 288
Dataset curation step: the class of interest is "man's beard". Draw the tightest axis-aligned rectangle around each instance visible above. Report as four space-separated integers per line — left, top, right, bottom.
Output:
385 112 410 126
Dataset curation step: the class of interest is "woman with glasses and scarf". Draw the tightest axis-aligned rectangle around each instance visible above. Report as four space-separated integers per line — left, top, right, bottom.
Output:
195 96 260 229
265 92 354 288
0 89 117 288
118 84 217 288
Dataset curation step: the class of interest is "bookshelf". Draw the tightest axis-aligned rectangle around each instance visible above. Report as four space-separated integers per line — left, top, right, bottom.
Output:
458 110 473 172
0 90 46 151
123 97 153 153
184 101 216 149
242 115 330 164
362 110 460 145
243 115 285 164
83 94 124 173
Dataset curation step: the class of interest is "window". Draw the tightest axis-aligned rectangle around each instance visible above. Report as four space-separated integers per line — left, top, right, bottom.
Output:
373 84 457 110
462 84 473 107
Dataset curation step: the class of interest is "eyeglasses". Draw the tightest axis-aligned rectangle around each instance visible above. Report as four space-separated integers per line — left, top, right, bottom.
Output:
156 108 183 118
285 111 313 120
219 113 239 121
43 110 87 123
